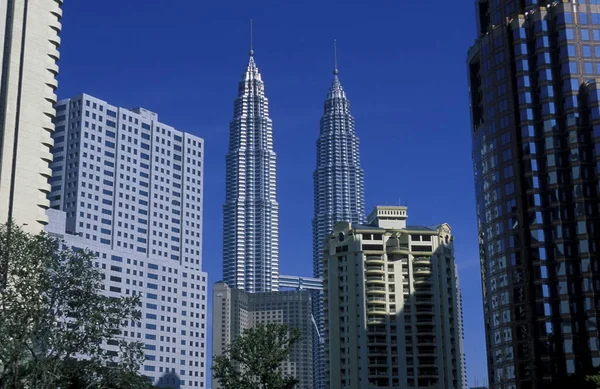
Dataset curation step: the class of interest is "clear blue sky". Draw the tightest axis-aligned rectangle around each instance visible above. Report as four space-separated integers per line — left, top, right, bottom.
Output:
56 0 487 386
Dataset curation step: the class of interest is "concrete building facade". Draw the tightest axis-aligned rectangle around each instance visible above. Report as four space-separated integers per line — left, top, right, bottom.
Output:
323 206 466 389
46 94 208 388
0 0 63 232
46 211 208 389
213 282 314 389
50 94 204 270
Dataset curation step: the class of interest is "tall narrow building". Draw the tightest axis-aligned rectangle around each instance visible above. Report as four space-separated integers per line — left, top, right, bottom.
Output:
223 49 279 292
467 2 600 388
313 64 366 280
0 0 63 232
323 206 465 389
312 59 366 388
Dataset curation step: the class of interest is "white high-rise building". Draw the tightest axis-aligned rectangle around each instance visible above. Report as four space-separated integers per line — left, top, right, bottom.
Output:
323 206 466 389
0 0 63 232
46 94 208 388
222 50 279 292
49 94 203 269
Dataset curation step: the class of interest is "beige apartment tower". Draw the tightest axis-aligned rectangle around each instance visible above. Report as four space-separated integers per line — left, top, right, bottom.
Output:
213 282 314 389
323 206 466 389
0 0 63 231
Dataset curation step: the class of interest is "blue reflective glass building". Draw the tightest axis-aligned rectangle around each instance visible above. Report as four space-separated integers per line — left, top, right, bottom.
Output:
468 1 600 388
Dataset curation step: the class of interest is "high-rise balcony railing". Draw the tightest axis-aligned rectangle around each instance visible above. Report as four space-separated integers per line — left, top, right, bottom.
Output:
366 286 386 294
366 265 385 274
366 275 385 284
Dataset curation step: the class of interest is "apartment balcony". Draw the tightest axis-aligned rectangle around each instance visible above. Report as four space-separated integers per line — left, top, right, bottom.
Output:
415 299 434 306
414 288 433 296
418 357 437 367
366 286 387 294
386 243 409 255
368 337 388 346
413 267 431 276
413 257 430 265
366 275 386 284
415 308 434 316
418 369 439 378
413 276 432 285
367 316 386 324
367 296 387 304
368 357 389 366
417 347 437 356
416 317 434 325
417 336 436 346
368 370 390 378
416 326 435 335
365 257 385 265
367 305 387 315
367 325 387 334
366 265 385 275
367 347 388 356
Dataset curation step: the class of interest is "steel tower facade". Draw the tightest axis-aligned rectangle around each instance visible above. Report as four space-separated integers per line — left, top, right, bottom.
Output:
468 1 600 388
223 50 279 292
312 66 366 388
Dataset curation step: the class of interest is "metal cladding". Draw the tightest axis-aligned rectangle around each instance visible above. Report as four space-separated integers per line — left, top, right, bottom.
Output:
223 52 279 293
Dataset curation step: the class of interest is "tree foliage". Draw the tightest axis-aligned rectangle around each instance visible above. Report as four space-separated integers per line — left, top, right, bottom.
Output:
0 222 153 389
212 323 301 389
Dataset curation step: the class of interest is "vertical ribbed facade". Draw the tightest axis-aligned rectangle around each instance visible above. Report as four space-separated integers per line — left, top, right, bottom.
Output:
0 0 63 232
313 72 365 277
223 51 279 293
468 1 600 388
312 70 365 389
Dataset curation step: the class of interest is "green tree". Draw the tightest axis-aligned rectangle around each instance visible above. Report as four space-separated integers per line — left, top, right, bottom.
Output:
0 222 153 389
585 372 600 388
212 323 301 389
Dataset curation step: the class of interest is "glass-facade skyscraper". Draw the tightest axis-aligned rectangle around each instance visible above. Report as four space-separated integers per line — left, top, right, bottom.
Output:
223 50 279 292
467 1 600 388
312 65 365 389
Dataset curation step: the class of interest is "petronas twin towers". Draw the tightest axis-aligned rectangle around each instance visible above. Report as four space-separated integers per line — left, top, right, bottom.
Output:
222 47 365 293
222 45 365 388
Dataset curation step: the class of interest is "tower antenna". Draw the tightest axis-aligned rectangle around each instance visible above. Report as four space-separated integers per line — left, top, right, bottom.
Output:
333 39 338 75
250 19 254 56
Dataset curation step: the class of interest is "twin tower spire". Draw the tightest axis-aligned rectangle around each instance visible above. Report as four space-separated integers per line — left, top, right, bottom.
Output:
222 35 365 294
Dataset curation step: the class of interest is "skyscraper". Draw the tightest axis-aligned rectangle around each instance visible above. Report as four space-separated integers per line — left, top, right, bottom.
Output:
312 52 366 389
46 94 208 388
223 49 279 292
313 61 366 281
50 94 204 270
467 2 600 388
323 206 465 389
0 0 63 232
